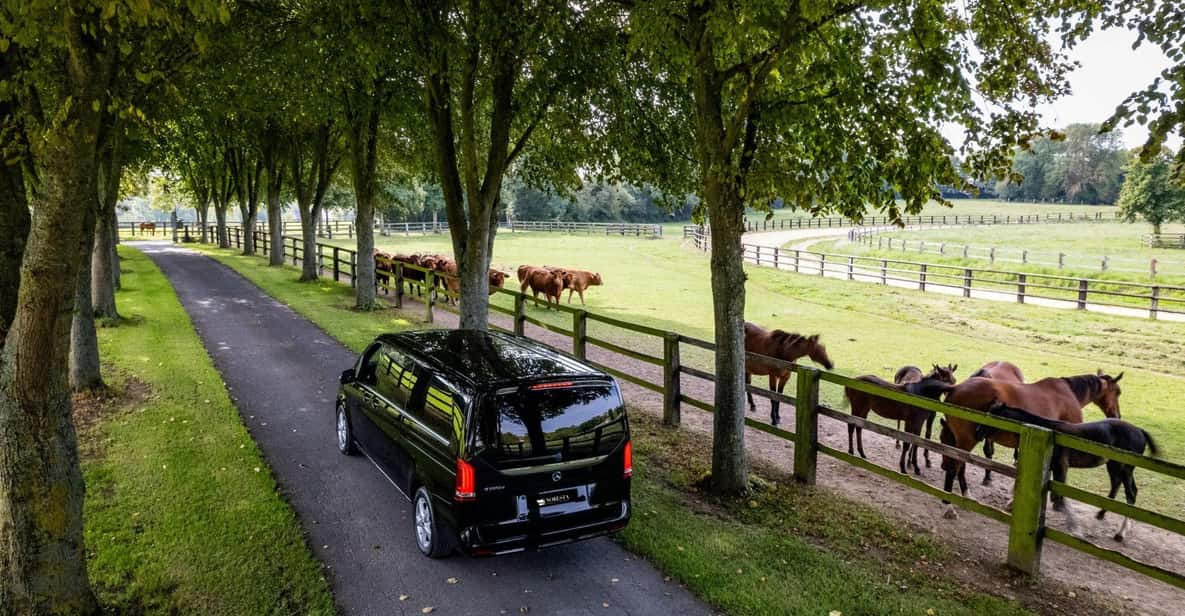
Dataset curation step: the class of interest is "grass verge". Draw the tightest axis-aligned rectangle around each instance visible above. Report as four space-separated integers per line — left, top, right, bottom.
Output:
189 242 1117 616
82 247 335 614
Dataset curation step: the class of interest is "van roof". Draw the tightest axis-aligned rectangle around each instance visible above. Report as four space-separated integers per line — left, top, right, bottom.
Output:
379 329 605 391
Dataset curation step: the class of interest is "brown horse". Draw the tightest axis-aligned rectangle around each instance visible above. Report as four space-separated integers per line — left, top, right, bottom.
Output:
891 363 957 464
845 376 953 475
744 322 834 426
969 360 1024 483
969 360 1024 382
937 371 1124 517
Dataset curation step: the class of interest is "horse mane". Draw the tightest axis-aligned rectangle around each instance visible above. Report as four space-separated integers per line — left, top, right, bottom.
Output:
1062 375 1102 402
770 330 807 348
969 367 988 378
907 377 953 400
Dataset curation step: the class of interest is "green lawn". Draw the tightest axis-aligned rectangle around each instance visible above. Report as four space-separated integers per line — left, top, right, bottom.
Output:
82 247 335 614
191 243 1106 616
304 232 1185 516
747 199 1116 225
818 221 1185 278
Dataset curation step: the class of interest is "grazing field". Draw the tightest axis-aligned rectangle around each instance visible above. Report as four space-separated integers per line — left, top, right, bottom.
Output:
83 248 334 614
319 231 1185 517
745 199 1117 225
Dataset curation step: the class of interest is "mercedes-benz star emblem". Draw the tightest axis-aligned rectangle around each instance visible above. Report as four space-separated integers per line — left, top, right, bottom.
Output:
551 471 562 482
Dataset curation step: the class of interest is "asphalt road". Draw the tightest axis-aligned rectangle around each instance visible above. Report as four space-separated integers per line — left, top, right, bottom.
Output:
138 242 713 616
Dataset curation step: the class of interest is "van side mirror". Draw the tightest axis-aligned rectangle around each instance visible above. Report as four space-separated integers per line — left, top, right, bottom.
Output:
340 368 356 385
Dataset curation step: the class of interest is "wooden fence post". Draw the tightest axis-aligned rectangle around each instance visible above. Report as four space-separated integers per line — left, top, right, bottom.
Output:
774 247 781 270
818 253 826 276
793 367 820 485
1058 253 1065 269
1150 286 1160 320
572 310 587 360
1007 425 1055 575
847 256 855 280
880 260 887 284
963 269 972 297
1077 279 1088 310
1151 258 1158 279
919 264 927 291
663 333 681 427
332 246 341 282
425 271 436 323
513 293 526 335
1017 274 1026 304
1101 256 1108 272
1022 249 1028 264
794 250 801 272
349 250 356 287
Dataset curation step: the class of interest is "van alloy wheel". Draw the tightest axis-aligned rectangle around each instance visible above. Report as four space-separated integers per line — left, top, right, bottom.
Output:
336 403 356 455
415 493 433 553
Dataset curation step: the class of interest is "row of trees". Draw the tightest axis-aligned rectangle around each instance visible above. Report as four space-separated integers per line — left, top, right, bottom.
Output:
3 0 1185 613
993 123 1130 204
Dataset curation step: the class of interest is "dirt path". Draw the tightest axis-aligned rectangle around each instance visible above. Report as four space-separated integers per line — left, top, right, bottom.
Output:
194 239 1185 615
742 229 1183 322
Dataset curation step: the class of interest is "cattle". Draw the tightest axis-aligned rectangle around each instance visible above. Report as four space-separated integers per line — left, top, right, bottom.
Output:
374 251 395 290
522 268 567 308
488 270 508 295
560 269 602 304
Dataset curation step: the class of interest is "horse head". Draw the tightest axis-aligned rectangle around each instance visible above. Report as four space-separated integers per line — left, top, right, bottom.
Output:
1095 369 1124 418
591 272 603 285
802 334 833 370
928 363 958 385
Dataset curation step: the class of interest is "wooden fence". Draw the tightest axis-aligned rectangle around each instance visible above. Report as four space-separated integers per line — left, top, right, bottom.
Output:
208 225 1185 589
685 228 1185 320
1145 234 1185 249
117 220 186 237
740 210 1117 233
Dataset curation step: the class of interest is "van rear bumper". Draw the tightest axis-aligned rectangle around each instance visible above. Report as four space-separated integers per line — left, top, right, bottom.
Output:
459 500 630 556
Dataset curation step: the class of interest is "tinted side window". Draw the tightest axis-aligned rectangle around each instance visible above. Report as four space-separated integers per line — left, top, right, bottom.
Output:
357 343 383 385
374 345 413 405
415 377 461 441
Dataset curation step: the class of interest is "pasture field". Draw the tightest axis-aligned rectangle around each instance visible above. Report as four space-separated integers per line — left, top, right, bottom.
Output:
319 231 1185 517
193 244 1097 616
817 221 1185 279
83 248 334 614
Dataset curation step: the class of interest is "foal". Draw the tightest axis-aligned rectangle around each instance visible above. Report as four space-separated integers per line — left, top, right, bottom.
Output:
892 364 957 462
977 401 1157 542
844 376 953 475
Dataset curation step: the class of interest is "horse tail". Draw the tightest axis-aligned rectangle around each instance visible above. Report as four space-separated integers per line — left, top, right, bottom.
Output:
1142 429 1160 457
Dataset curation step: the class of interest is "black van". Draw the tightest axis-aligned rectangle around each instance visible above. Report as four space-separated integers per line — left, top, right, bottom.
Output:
336 329 631 557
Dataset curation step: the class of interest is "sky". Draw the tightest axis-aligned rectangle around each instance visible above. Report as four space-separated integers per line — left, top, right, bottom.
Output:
945 26 1179 151
1040 27 1177 149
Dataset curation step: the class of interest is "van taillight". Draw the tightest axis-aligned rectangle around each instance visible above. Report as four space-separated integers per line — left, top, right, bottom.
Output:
623 441 633 478
455 459 476 502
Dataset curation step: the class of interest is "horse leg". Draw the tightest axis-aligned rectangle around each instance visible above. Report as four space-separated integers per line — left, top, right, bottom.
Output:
848 423 856 455
745 373 755 412
898 440 908 474
1098 462 1122 520
1050 456 1068 512
942 468 959 519
894 421 901 450
923 413 935 468
768 374 780 426
956 464 968 496
1115 466 1138 542
909 418 923 476
981 438 995 486
856 424 866 459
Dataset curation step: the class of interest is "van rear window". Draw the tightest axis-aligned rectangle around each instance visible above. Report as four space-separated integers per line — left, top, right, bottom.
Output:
478 383 625 466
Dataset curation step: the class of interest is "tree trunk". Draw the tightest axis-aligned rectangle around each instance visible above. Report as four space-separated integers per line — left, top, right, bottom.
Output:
91 136 123 321
349 95 381 309
240 205 257 256
106 208 120 291
214 203 229 248
71 208 103 391
1153 221 1162 235
197 202 209 243
706 184 748 493
0 92 100 615
265 152 284 267
0 162 29 340
298 211 319 281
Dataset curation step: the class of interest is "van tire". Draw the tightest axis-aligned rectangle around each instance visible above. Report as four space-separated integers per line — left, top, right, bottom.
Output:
413 487 452 558
336 402 358 456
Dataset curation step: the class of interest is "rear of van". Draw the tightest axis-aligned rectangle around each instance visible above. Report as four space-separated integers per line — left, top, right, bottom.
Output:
455 377 631 554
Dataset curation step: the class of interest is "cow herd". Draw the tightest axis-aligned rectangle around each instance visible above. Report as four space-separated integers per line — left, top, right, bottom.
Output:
373 252 602 308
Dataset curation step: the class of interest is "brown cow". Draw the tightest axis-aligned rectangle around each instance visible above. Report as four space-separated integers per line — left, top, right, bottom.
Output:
523 269 566 308
562 269 602 304
488 270 508 295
